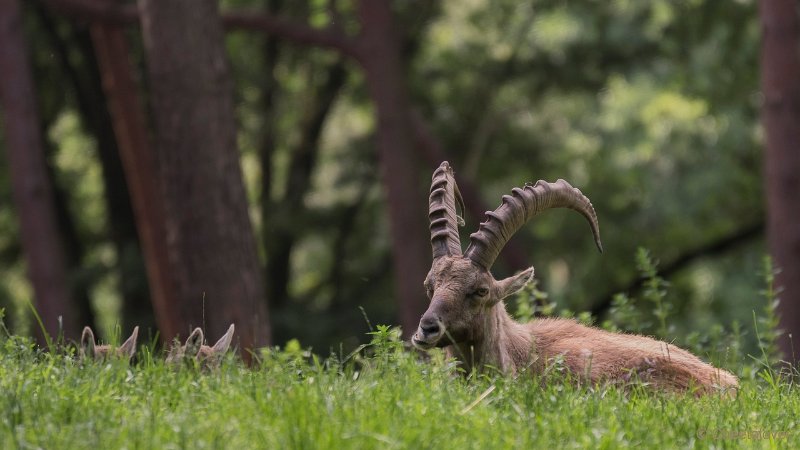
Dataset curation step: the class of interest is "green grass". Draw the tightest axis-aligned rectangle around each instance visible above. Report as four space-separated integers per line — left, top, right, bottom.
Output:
0 327 798 450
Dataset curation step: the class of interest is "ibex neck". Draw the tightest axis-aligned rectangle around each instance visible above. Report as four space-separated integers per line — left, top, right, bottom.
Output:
449 304 533 374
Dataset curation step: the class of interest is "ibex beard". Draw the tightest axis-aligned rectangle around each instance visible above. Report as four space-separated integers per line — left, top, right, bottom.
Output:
413 161 738 395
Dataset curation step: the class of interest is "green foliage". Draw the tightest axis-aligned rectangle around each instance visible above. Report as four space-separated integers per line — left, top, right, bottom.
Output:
415 0 763 353
512 279 553 322
600 249 679 341
753 256 784 373
0 330 799 449
365 325 405 369
604 293 641 333
533 248 789 382
636 248 672 338
1 0 769 354
0 308 7 339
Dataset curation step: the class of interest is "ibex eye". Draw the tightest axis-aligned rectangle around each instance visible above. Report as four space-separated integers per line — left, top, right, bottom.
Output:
475 288 489 297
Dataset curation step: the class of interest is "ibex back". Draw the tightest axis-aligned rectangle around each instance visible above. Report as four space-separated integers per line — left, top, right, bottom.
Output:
412 162 738 395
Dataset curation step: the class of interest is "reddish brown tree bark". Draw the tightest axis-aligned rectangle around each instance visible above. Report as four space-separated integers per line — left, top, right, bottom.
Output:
89 23 179 341
46 0 450 338
357 0 430 337
31 3 157 335
0 0 78 342
43 0 359 56
760 0 800 361
138 0 270 351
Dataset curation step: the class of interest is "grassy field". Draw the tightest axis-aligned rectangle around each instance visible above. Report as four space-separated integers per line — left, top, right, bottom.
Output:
0 326 798 450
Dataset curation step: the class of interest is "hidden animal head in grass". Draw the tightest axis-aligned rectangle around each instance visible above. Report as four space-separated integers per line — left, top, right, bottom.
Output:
412 161 738 395
166 324 235 370
80 326 138 361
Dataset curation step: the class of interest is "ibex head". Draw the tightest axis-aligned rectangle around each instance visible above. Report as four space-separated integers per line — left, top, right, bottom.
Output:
80 326 139 361
412 162 602 350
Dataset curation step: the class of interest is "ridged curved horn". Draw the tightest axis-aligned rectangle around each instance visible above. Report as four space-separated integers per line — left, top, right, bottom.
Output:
429 161 465 258
464 179 602 269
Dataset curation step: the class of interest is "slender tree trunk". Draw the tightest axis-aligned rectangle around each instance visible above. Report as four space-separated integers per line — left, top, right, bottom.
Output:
759 0 800 362
0 0 78 342
89 23 174 339
68 26 155 336
34 3 156 335
30 6 99 333
138 0 270 350
357 0 430 337
259 0 282 316
267 61 347 344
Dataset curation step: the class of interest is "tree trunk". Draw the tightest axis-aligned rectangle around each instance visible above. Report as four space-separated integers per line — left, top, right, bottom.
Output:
259 1 282 316
34 3 157 335
0 0 78 342
266 60 347 344
357 0 430 337
30 5 99 333
89 22 173 339
138 0 270 350
759 0 800 362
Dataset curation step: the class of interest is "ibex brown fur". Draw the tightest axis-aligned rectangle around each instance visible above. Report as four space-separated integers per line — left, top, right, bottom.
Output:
413 162 738 395
80 326 138 361
166 324 235 369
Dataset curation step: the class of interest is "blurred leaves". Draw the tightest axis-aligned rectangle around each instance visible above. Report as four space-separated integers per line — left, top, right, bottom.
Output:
0 0 765 352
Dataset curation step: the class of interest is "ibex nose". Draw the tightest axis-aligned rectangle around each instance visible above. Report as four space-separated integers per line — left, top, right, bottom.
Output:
419 316 441 337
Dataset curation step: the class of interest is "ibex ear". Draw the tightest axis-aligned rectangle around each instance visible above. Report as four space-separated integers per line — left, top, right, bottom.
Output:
185 328 204 358
81 326 96 359
118 326 139 359
496 267 534 301
211 324 234 354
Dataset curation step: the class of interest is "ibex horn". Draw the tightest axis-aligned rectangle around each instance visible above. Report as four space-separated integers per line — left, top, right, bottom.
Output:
464 179 602 269
429 161 466 258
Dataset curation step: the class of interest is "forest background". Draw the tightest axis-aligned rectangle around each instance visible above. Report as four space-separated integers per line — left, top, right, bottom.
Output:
1 0 797 363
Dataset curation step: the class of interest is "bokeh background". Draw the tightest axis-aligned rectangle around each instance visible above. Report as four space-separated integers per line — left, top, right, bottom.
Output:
1 0 796 361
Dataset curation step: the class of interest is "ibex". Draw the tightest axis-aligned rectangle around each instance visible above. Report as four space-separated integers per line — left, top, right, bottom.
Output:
412 162 738 394
80 326 138 361
166 324 235 369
